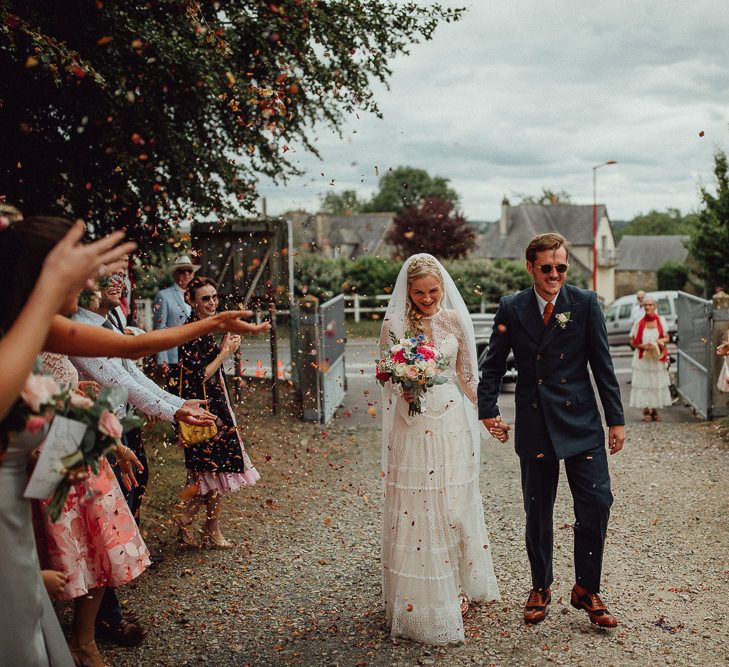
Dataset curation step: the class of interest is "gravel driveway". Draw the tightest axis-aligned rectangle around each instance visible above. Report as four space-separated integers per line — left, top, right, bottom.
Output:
99 387 729 667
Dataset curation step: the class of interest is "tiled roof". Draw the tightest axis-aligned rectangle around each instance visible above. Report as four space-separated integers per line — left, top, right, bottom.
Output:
324 212 395 257
616 235 689 271
476 204 608 259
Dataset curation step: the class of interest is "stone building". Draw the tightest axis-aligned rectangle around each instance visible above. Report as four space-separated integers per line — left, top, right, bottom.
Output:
614 235 690 297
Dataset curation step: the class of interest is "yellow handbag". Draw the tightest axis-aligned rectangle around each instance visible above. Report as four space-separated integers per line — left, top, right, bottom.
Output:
177 365 218 447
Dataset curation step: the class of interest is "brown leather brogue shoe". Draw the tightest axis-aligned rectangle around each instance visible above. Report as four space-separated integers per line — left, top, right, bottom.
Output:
96 617 147 646
570 584 618 628
524 588 551 624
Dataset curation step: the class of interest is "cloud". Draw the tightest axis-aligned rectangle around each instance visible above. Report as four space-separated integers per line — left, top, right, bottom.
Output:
257 0 729 221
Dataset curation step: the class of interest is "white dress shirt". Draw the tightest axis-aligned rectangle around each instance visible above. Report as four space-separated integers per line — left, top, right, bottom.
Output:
69 308 184 421
534 287 561 318
630 302 644 323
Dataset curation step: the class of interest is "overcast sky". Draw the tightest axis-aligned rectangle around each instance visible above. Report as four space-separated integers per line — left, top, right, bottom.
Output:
257 0 729 222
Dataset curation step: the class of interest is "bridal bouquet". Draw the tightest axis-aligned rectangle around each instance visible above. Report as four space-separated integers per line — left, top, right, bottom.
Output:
18 370 141 521
376 331 450 416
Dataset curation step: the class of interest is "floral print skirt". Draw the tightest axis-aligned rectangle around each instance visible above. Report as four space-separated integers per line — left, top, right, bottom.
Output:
40 458 150 600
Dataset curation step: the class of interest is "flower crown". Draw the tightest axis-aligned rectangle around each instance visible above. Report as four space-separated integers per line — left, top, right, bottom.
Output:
408 254 439 272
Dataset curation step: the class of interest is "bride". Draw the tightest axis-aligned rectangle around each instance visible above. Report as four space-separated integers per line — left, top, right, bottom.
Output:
379 253 500 645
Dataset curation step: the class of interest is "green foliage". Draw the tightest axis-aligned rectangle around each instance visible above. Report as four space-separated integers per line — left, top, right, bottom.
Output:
132 229 191 298
571 270 589 289
656 261 689 291
0 1 463 253
516 188 572 205
443 258 532 311
340 256 400 295
294 254 344 301
293 255 531 312
363 166 460 212
688 150 729 293
319 189 364 215
616 208 697 241
386 197 475 259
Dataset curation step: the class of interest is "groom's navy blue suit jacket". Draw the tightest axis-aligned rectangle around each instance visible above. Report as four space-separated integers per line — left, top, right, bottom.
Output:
477 283 624 460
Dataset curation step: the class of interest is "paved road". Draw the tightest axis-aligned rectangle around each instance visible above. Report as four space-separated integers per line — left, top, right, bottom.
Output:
239 339 698 431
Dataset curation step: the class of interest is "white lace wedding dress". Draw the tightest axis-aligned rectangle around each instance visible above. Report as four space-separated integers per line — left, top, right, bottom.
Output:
381 308 500 645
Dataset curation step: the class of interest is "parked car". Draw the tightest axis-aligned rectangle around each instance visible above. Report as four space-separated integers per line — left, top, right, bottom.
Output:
472 313 517 386
604 290 678 346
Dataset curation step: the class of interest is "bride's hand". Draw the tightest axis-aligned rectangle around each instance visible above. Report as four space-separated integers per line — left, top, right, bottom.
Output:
402 390 415 403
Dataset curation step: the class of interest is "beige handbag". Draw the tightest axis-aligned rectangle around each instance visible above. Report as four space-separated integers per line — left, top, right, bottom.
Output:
177 365 218 446
718 358 729 393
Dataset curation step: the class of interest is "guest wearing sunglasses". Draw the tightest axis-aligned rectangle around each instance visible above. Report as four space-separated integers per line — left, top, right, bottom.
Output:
152 255 200 380
175 277 260 549
478 232 625 629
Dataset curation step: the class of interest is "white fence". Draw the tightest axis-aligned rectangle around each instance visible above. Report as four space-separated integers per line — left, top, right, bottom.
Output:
134 294 498 330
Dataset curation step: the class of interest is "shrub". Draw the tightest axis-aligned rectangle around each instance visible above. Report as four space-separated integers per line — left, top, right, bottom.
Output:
342 256 401 295
294 254 344 300
657 261 688 291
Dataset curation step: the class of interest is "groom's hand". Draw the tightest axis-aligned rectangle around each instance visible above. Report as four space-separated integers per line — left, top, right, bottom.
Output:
482 416 510 443
608 425 625 455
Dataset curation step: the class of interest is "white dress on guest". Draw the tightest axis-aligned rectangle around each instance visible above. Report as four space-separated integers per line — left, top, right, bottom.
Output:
629 317 672 409
380 309 500 645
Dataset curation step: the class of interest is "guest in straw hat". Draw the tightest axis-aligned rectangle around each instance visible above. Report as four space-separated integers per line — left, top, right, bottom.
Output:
152 255 200 378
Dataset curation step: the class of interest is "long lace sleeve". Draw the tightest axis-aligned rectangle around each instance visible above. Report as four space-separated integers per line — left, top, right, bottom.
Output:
69 354 179 422
453 315 478 406
123 359 185 410
40 352 79 390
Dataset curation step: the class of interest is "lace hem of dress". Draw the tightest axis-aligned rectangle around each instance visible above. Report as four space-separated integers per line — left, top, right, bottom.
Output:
389 601 465 645
192 468 260 495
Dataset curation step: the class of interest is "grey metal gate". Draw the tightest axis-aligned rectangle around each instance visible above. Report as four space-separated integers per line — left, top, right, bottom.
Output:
676 292 713 418
298 294 347 424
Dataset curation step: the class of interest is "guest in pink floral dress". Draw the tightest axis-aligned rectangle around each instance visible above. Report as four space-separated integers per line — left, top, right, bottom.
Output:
39 352 150 667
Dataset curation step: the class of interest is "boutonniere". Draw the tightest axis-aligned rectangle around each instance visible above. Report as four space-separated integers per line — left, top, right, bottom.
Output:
554 312 572 330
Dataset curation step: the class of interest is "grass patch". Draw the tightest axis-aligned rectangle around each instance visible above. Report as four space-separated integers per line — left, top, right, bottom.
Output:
248 318 382 342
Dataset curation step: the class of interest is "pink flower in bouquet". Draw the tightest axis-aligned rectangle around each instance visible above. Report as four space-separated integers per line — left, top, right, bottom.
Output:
392 348 406 364
98 410 123 440
417 345 436 361
21 374 61 412
70 392 94 409
405 365 420 381
25 414 49 434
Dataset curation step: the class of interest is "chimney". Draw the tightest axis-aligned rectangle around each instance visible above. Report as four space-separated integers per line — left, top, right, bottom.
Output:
499 196 510 236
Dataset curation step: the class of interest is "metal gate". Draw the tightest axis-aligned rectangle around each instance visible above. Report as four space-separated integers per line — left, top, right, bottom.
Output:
298 294 347 424
676 292 713 418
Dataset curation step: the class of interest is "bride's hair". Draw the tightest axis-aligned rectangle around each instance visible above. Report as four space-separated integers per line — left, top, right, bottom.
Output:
405 254 444 336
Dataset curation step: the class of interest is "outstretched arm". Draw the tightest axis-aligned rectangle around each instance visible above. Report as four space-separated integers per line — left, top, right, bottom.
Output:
477 299 513 442
1 223 135 420
477 298 511 420
45 311 270 359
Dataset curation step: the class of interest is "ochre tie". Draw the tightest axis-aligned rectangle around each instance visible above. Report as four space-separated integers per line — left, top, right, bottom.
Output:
543 301 554 326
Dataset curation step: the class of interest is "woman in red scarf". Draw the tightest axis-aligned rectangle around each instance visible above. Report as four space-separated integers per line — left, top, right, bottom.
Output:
629 298 672 421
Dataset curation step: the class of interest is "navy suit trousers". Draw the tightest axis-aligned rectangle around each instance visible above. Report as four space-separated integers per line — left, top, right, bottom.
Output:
519 444 613 593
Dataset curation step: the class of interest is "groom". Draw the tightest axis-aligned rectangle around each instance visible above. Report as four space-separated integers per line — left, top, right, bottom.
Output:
478 232 625 627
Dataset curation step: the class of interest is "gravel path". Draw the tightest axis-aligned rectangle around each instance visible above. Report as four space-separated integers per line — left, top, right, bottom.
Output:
99 391 729 667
